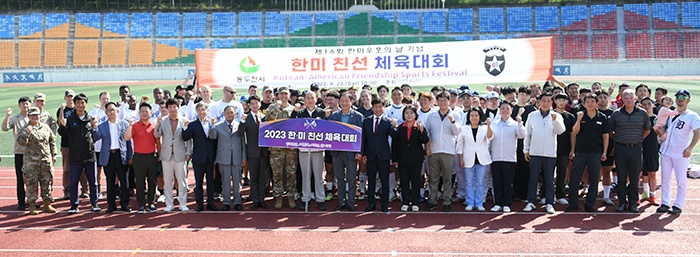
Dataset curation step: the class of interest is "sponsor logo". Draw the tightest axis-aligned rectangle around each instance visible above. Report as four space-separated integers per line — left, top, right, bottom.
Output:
239 56 260 74
483 46 506 76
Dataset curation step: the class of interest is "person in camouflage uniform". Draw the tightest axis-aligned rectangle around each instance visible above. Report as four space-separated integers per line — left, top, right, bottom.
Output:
17 107 58 215
265 86 299 209
33 93 58 133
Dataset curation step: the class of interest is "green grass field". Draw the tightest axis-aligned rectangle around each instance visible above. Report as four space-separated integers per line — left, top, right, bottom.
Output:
1 78 699 166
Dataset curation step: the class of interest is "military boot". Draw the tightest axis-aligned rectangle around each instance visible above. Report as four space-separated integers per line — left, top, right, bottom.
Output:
288 197 297 209
28 202 38 215
43 202 56 213
274 197 283 209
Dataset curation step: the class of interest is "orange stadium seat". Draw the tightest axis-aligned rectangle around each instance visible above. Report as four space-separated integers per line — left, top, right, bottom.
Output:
128 39 153 65
18 41 42 67
45 23 69 38
73 40 99 66
155 41 180 63
101 40 127 65
0 41 15 67
43 40 68 66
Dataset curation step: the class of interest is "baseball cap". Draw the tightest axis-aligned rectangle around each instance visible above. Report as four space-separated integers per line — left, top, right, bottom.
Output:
310 83 320 91
175 85 185 91
448 89 459 95
28 107 40 116
34 93 46 101
64 90 75 97
240 95 250 103
262 85 274 92
675 89 691 98
486 91 499 100
277 86 290 95
459 85 471 91
458 90 471 98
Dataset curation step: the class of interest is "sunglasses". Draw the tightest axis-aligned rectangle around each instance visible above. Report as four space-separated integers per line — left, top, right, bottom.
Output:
676 95 689 100
227 90 237 94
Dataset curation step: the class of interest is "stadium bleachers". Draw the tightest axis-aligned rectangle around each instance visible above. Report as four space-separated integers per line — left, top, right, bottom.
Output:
0 15 15 39
682 32 700 58
315 13 339 35
100 40 127 65
265 12 286 36
345 12 369 35
371 12 395 35
0 41 15 67
345 36 368 46
624 4 650 30
397 12 420 34
561 6 587 31
43 40 68 66
45 13 70 38
289 13 313 35
626 32 652 58
211 38 235 49
130 13 153 37
480 34 505 40
448 9 472 33
212 12 236 36
534 6 558 32
102 13 128 37
75 13 101 38
183 13 207 37
128 39 153 65
239 12 263 36
562 34 588 59
73 40 99 66
181 39 206 63
397 37 420 44
156 13 180 37
479 8 505 33
507 7 532 32
18 41 41 66
592 33 618 59
19 14 43 38
681 2 700 28
449 36 474 41
263 38 286 48
370 37 394 45
315 37 338 46
289 38 313 47
422 11 446 34
590 5 616 30
654 32 680 59
652 3 679 29
155 39 180 63
237 38 262 48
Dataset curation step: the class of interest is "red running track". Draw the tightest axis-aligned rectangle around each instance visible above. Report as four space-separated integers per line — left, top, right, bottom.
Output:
0 167 699 256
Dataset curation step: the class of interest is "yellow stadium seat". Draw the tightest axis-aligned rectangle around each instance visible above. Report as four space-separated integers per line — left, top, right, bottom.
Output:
101 40 127 65
73 40 99 66
18 41 41 67
45 23 70 38
0 41 14 67
43 40 68 66
75 23 101 38
128 39 153 65
155 41 180 63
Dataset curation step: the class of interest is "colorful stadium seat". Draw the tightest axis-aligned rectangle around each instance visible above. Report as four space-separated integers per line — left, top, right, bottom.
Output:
626 32 652 58
73 40 99 66
101 40 127 65
18 41 41 66
43 40 68 66
0 41 15 67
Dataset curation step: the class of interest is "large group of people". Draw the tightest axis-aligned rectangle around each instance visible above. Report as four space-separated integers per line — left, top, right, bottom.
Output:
3 78 699 216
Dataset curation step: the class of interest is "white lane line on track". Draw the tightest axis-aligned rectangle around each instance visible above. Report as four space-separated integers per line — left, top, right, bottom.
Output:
0 249 697 256
1 210 700 215
0 226 698 234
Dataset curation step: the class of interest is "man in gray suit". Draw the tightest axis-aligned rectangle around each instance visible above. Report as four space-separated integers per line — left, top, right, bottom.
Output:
328 92 364 211
238 95 270 210
154 98 191 212
92 102 132 213
210 105 247 211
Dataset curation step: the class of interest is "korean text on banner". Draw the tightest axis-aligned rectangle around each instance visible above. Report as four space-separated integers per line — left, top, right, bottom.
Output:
195 37 553 88
258 118 362 152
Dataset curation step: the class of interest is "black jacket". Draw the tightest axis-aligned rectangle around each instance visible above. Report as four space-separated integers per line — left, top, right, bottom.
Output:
57 112 96 164
392 122 429 165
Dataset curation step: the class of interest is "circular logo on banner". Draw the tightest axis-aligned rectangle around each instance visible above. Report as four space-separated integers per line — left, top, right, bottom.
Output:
239 56 260 74
483 46 507 77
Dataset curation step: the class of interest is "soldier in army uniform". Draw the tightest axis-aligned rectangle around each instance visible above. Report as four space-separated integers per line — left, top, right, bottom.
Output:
17 107 57 215
265 86 299 209
33 93 58 133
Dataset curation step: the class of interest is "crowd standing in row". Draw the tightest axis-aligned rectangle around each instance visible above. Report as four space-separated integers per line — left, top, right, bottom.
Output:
3 79 699 216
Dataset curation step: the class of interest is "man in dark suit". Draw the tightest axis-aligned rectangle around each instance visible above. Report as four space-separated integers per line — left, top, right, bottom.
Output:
92 102 132 213
238 95 270 210
292 91 328 210
362 98 398 213
328 92 364 211
182 102 219 212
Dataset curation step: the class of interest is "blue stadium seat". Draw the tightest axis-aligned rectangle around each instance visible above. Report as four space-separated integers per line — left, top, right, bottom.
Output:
289 13 312 34
265 12 286 36
480 34 505 40
19 14 43 37
682 2 700 28
182 39 206 52
422 11 446 33
397 12 420 32
507 7 532 32
211 38 236 49
212 12 236 36
156 13 180 37
239 12 263 36
0 15 15 39
371 12 395 35
449 36 473 41
103 13 128 35
590 4 616 30
448 9 472 33
624 4 650 30
652 3 679 28
315 12 338 25
315 13 339 35
535 6 559 32
479 8 504 33
131 13 153 37
76 13 100 29
561 5 587 30
45 13 69 30
183 12 206 37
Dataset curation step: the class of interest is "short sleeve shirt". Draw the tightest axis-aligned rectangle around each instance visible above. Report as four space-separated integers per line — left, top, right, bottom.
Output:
660 110 700 156
575 111 612 153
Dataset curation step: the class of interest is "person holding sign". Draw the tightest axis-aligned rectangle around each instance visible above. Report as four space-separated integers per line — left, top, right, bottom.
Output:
362 98 398 213
329 92 364 211
392 105 429 212
266 86 299 210
292 91 328 210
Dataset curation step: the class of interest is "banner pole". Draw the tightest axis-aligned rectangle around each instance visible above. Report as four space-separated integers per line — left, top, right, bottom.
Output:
305 148 310 213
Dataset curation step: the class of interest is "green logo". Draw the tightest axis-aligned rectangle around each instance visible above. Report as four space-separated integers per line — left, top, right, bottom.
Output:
239 56 260 74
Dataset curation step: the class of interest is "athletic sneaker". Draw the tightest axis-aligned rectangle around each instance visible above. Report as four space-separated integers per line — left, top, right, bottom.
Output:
503 206 511 213
412 206 419 212
68 205 79 214
357 192 366 200
180 206 190 212
546 204 555 214
400 205 409 212
91 204 101 212
157 195 166 203
523 203 536 212
138 206 146 214
465 205 474 211
163 205 173 212
476 206 486 212
641 192 650 200
602 198 615 206
648 196 659 206
490 205 502 212
557 198 569 205
148 204 157 212
540 198 546 205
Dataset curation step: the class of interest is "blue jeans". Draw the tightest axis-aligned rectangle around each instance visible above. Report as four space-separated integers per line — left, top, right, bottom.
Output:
69 162 98 207
464 164 487 207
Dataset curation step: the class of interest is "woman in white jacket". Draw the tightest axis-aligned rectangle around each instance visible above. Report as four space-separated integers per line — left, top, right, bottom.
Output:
457 107 493 211
489 102 525 213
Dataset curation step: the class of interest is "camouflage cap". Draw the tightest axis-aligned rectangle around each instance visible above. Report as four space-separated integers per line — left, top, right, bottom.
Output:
34 93 46 101
28 107 40 116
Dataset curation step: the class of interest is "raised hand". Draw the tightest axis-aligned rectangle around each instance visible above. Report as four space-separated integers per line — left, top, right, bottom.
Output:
608 83 616 95
183 119 190 127
211 117 217 124
418 123 424 133
391 118 398 128
92 119 98 128
241 114 248 122
447 113 454 123
276 100 282 108
577 112 584 120
26 124 33 134
325 109 332 118
486 118 492 126
5 108 12 116
517 108 525 117
294 103 301 112
551 113 557 120
516 115 522 123
128 117 135 126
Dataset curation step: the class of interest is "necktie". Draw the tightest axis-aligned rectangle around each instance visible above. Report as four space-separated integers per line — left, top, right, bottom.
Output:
229 123 233 133
374 117 379 133
255 114 260 126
